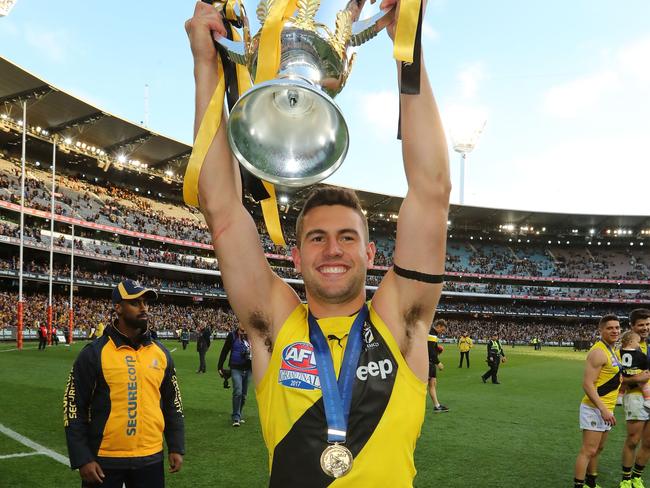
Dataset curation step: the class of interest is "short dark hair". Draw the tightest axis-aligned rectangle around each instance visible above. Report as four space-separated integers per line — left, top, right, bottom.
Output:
432 319 446 334
630 309 650 327
599 314 619 327
295 187 368 246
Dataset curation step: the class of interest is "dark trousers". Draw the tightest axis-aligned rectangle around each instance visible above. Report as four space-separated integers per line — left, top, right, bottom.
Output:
182 340 189 350
198 349 207 372
459 351 470 368
82 461 164 488
38 337 47 350
482 359 500 383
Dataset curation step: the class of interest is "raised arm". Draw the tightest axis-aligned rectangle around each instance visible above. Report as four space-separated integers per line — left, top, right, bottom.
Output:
185 3 299 371
373 0 451 373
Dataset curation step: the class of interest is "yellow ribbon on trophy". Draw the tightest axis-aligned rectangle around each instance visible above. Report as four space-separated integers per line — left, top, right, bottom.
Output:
183 0 295 246
255 0 298 84
393 0 422 64
182 55 225 208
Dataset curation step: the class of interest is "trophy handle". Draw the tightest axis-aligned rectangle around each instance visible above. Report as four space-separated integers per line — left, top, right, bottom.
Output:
214 36 248 65
349 7 395 47
202 0 250 65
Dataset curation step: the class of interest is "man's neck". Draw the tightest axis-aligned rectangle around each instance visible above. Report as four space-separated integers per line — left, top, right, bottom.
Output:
307 294 366 319
116 320 143 342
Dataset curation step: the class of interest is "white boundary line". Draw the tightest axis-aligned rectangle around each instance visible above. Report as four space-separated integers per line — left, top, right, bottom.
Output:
0 451 44 459
0 346 39 353
0 423 69 466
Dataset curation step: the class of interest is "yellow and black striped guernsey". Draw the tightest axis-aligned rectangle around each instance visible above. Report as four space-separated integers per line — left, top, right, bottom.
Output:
256 301 427 487
581 340 622 411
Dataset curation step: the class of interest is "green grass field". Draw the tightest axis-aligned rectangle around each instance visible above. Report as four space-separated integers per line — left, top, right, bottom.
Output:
0 341 634 487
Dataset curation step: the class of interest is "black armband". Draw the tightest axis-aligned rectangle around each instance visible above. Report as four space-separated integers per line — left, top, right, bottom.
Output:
392 264 444 284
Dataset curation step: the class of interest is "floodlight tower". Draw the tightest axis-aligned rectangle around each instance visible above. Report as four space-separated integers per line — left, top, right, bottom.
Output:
0 0 19 16
452 120 486 205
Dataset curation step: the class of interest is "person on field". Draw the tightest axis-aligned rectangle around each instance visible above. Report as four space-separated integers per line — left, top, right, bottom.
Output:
181 327 190 350
196 323 211 373
427 320 449 413
619 331 650 410
185 0 450 482
574 314 622 488
218 325 253 426
458 330 473 368
63 279 184 488
619 309 650 488
37 320 47 350
481 332 506 384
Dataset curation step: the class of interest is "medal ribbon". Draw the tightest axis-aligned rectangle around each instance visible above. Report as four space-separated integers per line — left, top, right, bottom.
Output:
600 340 621 371
308 304 368 443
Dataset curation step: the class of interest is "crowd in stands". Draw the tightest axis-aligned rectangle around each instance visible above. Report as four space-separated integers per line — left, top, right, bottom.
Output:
0 288 622 346
2 160 649 281
444 281 650 300
2 253 647 305
0 291 237 334
0 257 223 294
437 300 628 318
439 318 598 344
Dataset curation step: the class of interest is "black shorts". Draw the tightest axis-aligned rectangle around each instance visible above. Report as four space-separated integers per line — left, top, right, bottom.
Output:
428 363 437 379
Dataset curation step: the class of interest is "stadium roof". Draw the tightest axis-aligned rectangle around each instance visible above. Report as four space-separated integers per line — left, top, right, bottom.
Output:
1 56 648 236
287 186 650 234
0 56 191 176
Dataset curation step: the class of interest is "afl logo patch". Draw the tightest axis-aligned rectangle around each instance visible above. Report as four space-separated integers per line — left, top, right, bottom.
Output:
278 342 321 390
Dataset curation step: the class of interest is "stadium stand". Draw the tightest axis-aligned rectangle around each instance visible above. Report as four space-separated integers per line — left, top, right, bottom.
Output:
0 55 648 347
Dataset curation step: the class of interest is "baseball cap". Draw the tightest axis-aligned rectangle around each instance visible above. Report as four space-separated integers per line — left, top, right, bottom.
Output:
112 279 158 304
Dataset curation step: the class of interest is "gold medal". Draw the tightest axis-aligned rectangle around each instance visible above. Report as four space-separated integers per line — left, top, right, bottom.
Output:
320 443 353 478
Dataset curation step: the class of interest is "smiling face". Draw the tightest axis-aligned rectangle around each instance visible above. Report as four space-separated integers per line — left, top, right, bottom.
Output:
632 317 650 340
600 320 621 345
292 204 375 309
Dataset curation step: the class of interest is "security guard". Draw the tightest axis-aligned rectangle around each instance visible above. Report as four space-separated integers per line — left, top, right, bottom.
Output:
428 320 449 412
458 331 473 368
481 332 506 384
63 280 184 487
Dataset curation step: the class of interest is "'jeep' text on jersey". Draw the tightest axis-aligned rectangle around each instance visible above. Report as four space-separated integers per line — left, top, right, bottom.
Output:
256 301 426 487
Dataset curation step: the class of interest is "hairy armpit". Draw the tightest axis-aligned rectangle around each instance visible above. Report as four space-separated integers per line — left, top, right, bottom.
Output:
401 304 424 358
248 310 273 353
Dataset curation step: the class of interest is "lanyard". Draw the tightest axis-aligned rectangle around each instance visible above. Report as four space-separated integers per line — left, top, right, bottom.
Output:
600 340 621 370
308 304 368 444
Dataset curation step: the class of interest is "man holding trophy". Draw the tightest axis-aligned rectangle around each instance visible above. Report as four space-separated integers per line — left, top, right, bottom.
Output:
185 0 450 483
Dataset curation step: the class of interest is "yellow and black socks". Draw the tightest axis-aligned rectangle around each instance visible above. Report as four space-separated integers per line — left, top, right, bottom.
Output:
623 465 633 481
632 463 646 479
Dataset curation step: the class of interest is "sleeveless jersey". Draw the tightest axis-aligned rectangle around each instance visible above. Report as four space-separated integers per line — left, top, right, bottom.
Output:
255 302 427 487
581 341 622 411
622 341 648 396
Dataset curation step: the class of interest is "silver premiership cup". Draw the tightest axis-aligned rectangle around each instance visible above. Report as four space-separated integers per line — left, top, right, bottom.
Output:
214 0 394 187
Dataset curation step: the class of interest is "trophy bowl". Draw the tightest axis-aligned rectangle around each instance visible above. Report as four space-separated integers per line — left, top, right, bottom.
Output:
214 0 394 187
